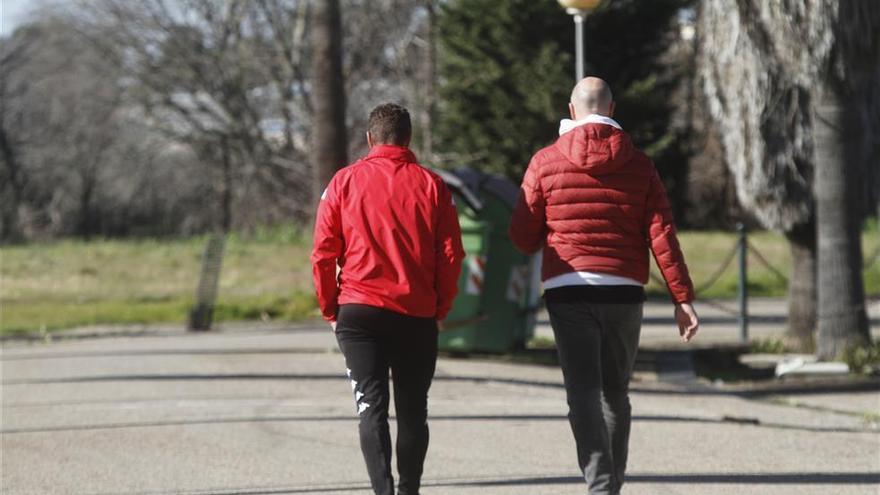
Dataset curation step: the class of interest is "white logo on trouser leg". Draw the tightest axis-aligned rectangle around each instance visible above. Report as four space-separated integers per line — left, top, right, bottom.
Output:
346 368 358 391
345 366 370 415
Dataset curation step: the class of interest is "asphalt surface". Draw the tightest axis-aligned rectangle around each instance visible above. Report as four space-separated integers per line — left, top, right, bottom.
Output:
2 299 879 495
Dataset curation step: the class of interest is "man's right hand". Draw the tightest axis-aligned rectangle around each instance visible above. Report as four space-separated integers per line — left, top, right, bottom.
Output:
330 321 337 332
675 303 699 342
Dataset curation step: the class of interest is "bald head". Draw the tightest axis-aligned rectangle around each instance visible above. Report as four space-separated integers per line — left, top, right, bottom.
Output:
570 77 614 119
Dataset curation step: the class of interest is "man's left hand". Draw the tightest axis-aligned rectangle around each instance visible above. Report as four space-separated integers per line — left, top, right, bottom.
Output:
674 303 699 342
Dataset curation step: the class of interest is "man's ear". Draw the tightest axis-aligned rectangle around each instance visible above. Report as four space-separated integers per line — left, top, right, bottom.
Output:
568 102 577 120
366 131 374 148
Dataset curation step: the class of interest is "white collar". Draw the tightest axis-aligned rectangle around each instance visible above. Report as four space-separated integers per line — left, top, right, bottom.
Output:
559 114 622 135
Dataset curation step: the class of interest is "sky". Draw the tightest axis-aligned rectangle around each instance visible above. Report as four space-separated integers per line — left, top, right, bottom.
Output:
1 0 38 37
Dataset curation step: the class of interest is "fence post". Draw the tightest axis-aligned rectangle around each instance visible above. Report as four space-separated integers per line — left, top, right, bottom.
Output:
737 223 748 343
189 234 226 331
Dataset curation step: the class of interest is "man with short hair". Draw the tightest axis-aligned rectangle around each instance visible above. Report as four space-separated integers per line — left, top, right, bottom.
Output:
312 103 464 495
509 77 699 495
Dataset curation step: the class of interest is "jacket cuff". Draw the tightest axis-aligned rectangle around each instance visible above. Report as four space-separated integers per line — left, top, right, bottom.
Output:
320 304 338 322
670 291 695 305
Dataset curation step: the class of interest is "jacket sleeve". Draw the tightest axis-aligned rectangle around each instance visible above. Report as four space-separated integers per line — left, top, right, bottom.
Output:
645 167 695 304
311 178 344 321
508 155 547 254
434 181 465 321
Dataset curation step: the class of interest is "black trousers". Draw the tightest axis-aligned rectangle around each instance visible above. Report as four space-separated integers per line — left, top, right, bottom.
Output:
335 304 438 495
545 290 643 495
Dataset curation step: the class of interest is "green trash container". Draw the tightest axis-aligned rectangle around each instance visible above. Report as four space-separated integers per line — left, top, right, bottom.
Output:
435 168 540 353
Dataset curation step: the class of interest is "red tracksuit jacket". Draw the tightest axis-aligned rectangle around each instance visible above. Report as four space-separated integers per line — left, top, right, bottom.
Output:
311 144 465 322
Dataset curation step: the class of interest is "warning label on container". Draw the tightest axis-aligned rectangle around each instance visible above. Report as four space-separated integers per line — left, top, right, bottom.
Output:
506 265 530 304
465 255 486 295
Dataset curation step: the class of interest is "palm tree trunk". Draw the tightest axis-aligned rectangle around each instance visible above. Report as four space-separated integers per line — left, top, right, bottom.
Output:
813 84 871 360
310 0 348 206
785 221 816 352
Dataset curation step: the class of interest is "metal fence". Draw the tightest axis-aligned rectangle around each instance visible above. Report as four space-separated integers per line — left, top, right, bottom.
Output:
649 224 880 342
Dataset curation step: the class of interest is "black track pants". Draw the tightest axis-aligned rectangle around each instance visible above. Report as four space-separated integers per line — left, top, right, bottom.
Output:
335 304 438 495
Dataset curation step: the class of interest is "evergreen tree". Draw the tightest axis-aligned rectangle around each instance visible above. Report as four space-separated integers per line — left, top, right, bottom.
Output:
436 0 572 179
437 0 691 219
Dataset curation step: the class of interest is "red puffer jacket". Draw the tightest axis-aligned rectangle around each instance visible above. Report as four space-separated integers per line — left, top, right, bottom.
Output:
509 121 694 303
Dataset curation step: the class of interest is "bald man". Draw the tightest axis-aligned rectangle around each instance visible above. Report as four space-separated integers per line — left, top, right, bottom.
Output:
510 77 699 495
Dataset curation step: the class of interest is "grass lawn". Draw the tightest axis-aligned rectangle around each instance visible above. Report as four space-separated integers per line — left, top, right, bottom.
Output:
0 229 318 335
2 227 878 335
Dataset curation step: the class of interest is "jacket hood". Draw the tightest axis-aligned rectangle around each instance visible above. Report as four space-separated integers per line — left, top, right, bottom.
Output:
554 116 634 175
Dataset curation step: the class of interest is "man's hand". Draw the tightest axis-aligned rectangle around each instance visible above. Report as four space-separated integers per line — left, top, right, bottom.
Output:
330 321 337 332
675 303 699 342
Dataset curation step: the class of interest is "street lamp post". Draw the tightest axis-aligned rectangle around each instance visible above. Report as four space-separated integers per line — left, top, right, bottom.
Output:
557 0 603 82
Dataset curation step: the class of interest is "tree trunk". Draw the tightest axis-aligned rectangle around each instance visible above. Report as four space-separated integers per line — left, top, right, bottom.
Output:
784 221 816 352
420 0 437 162
78 170 95 240
221 136 232 234
813 85 871 360
0 127 23 242
310 0 348 207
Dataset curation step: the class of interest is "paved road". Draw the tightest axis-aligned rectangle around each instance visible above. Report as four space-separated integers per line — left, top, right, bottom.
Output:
2 300 879 495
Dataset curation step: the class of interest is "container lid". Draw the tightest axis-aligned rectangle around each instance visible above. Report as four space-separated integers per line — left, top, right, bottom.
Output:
433 168 484 212
452 167 520 209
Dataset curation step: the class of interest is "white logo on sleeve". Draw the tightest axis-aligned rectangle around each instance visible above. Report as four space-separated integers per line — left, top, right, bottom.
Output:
321 188 328 200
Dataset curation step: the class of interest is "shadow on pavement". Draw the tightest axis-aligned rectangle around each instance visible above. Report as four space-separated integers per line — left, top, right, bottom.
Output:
0 348 333 361
113 471 880 494
432 472 880 487
3 412 873 435
6 372 879 398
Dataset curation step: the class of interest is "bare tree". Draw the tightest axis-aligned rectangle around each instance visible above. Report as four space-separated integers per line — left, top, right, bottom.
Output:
74 0 314 228
700 0 878 356
74 0 429 225
1 16 221 240
0 37 29 242
2 0 435 241
309 0 434 182
1 20 123 239
340 0 435 160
